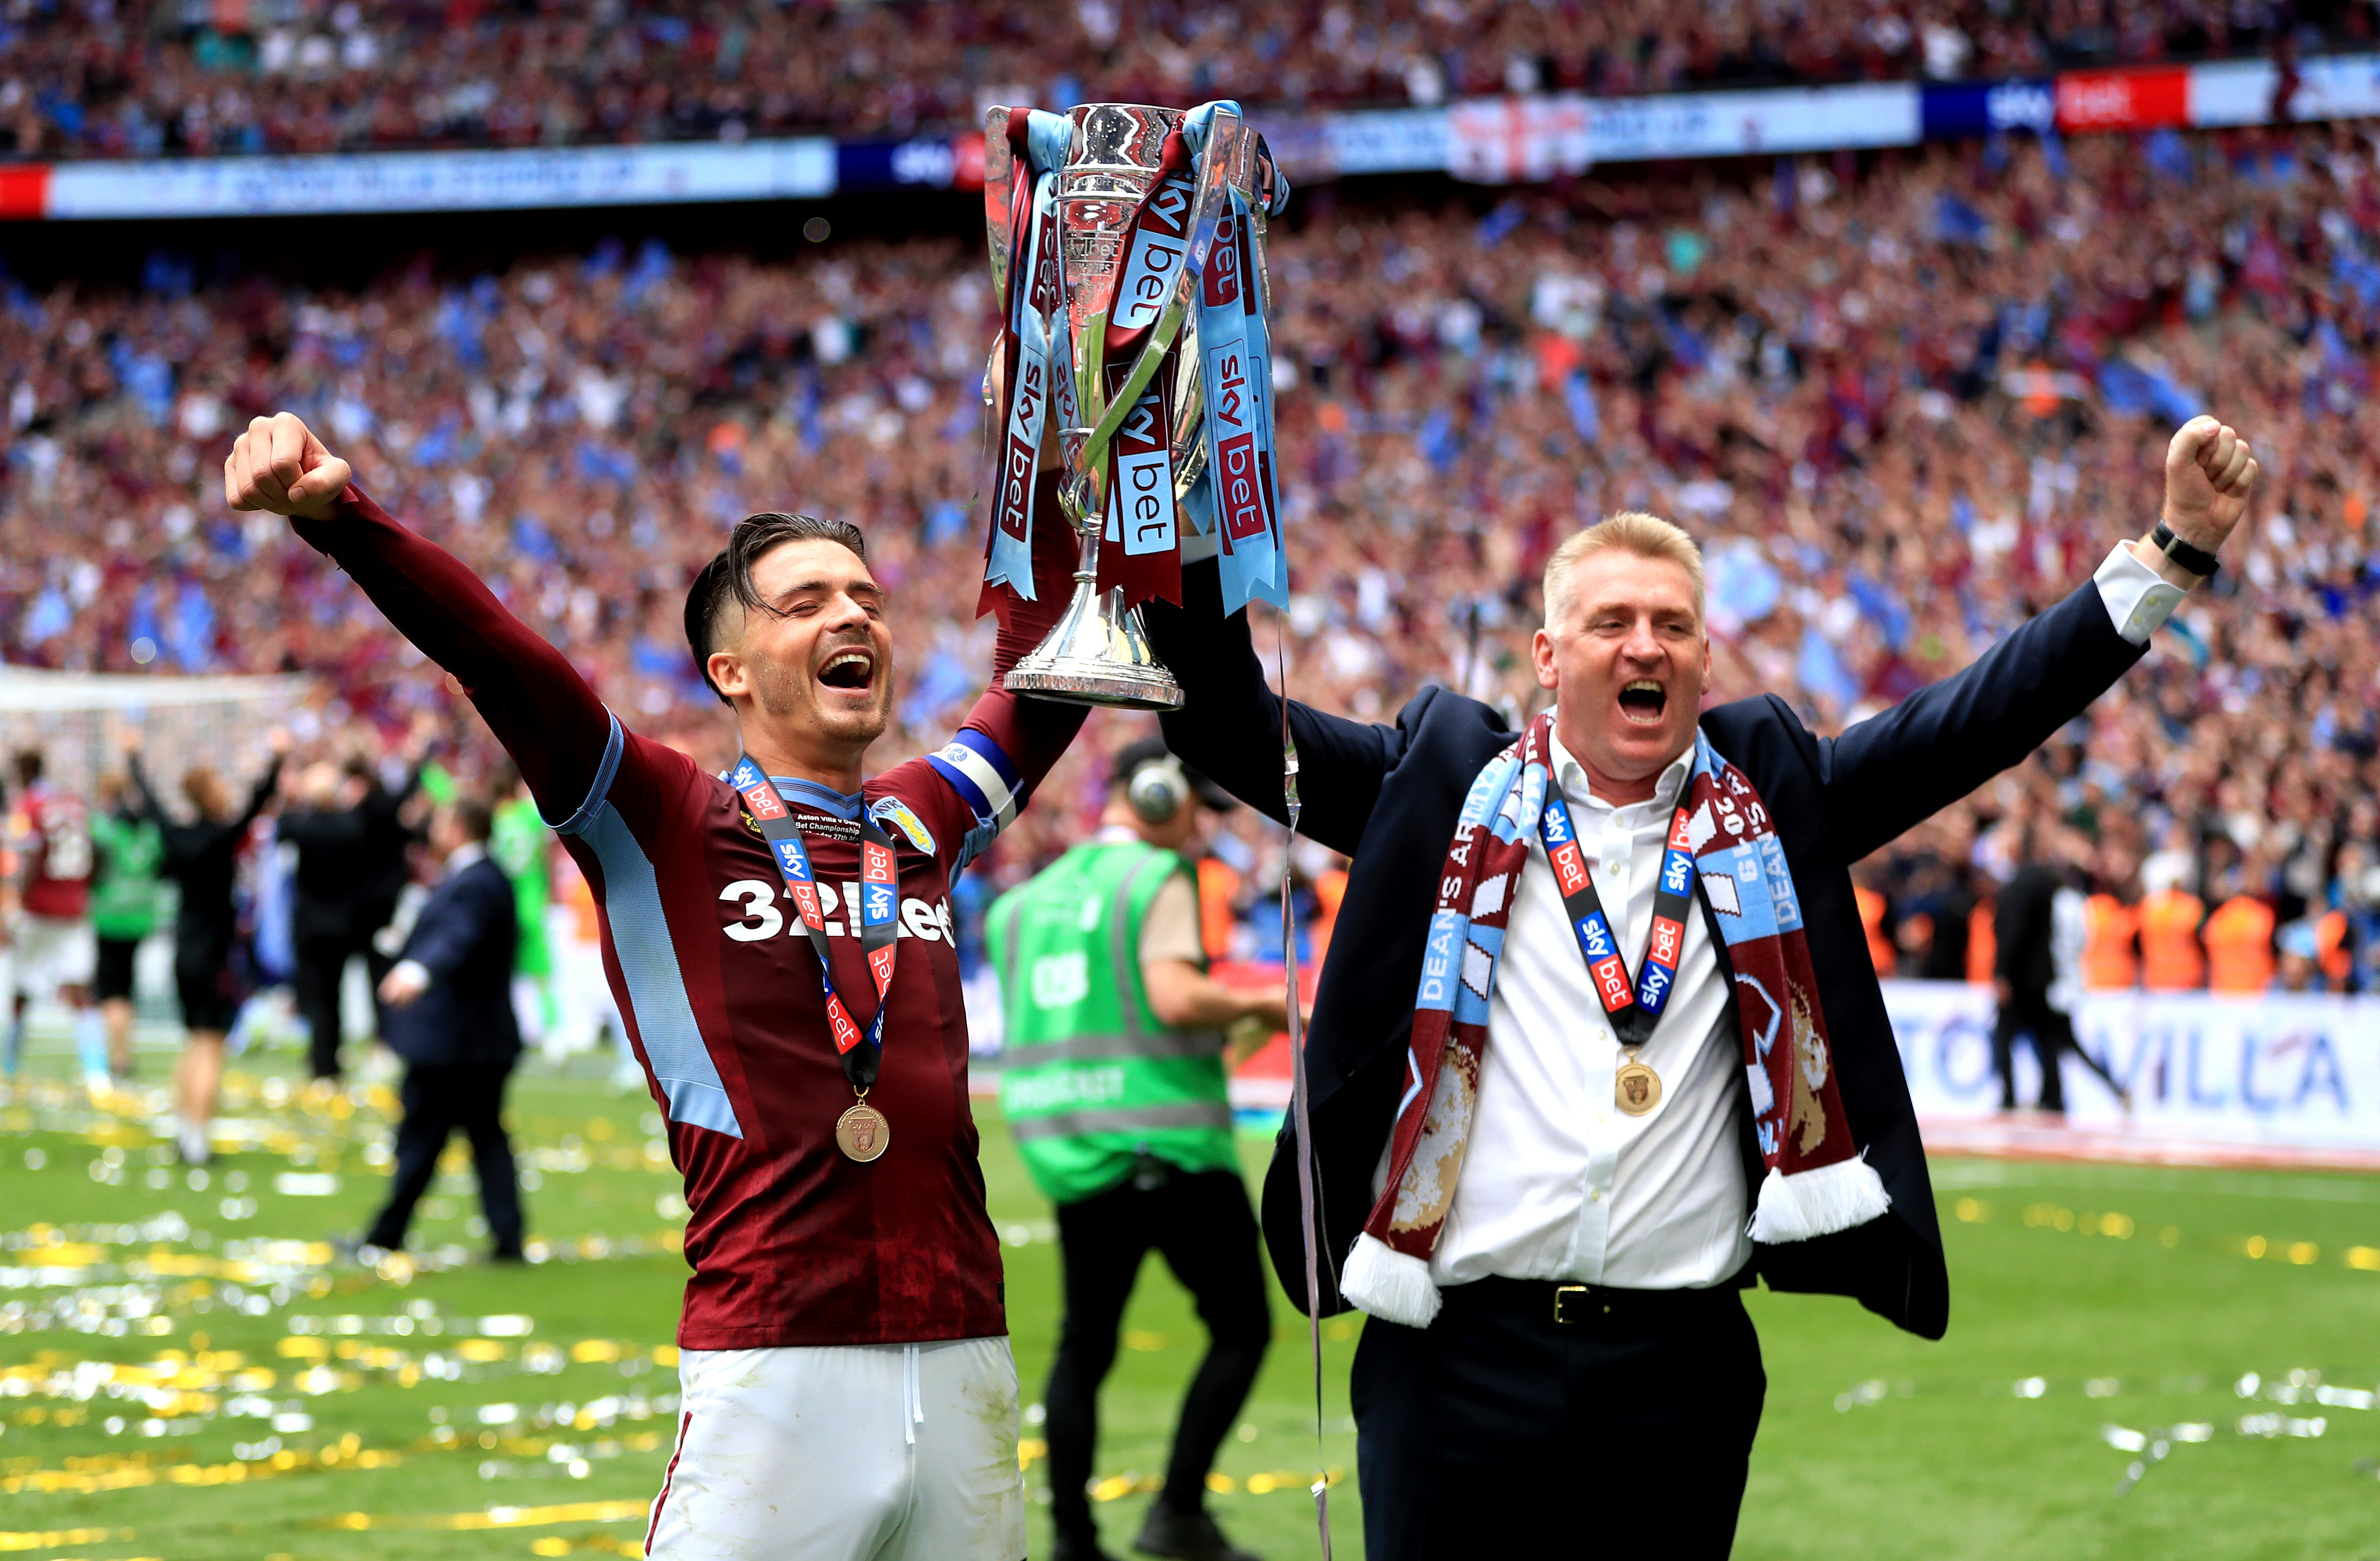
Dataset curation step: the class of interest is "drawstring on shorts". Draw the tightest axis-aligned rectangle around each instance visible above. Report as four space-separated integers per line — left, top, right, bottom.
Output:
902 1344 923 1447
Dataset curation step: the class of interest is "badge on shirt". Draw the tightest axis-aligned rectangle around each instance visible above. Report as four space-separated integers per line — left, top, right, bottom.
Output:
870 797 936 855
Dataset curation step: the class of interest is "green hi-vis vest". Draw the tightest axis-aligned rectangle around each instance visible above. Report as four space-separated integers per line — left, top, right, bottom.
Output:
989 836 1236 1206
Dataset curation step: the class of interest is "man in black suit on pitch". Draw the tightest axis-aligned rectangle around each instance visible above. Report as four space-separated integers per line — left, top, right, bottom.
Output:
1142 417 2256 1558
359 794 525 1262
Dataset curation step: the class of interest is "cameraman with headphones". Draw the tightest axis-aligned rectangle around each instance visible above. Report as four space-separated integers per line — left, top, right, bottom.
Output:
991 736 1288 1561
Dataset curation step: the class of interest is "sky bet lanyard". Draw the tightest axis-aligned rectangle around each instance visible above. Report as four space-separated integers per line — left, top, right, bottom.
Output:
729 757 900 1160
1537 783 1697 1115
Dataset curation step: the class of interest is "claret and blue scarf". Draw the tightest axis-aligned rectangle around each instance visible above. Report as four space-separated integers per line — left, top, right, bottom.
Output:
1339 712 1893 1329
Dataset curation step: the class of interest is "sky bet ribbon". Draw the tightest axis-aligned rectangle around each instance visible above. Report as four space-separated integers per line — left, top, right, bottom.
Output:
1537 786 1699 1046
983 162 1063 602
979 107 1075 614
1183 103 1288 613
730 756 900 1089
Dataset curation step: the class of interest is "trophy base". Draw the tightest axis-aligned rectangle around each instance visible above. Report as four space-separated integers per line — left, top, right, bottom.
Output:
1003 581 1186 711
1004 661 1186 711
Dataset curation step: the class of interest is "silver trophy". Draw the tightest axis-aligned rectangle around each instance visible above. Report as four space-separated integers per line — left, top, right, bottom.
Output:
987 101 1271 710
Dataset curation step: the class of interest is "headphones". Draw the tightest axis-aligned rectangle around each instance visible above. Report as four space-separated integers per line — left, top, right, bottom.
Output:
1127 755 1191 825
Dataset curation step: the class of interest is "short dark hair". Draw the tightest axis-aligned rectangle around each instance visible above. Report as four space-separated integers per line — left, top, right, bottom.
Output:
12 750 41 786
448 794 495 844
684 512 870 704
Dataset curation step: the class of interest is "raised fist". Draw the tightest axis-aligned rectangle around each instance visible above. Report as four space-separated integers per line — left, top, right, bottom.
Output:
2161 415 2257 555
224 412 352 522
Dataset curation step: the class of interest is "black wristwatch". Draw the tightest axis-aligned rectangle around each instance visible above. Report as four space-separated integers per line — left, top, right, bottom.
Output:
2150 520 2220 578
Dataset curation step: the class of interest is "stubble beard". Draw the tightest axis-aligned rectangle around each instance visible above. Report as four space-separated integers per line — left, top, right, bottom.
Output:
750 647 891 751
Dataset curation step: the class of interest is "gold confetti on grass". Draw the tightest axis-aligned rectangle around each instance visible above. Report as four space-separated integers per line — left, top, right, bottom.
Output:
0 1528 130 1552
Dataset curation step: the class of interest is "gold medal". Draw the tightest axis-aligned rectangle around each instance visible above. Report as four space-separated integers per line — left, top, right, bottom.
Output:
1615 1048 1662 1116
836 1099 890 1162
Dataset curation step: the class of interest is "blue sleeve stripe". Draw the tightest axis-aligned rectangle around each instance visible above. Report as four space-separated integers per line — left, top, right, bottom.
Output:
928 753 994 824
578 799 744 1141
551 711 625 838
951 819 999 877
950 726 1023 790
930 732 1020 833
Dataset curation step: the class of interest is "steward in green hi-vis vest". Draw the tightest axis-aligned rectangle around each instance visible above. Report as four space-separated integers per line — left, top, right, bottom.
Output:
994 740 1285 1561
990 834 1236 1206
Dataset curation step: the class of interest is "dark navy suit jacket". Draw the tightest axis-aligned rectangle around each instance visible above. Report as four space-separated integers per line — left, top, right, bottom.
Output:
383 854 521 1069
1145 559 2147 1341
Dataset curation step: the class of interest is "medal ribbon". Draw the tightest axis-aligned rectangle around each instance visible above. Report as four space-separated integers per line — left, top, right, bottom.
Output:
730 756 900 1091
1536 784 1699 1048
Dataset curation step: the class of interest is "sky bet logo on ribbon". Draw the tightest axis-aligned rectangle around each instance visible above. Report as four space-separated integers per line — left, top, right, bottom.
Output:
1582 910 1638 1010
1649 913 1684 968
1543 801 1592 895
995 346 1045 547
1111 386 1177 558
1114 173 1193 332
773 838 810 881
828 1002 863 1054
1662 847 1695 896
1590 954 1632 1010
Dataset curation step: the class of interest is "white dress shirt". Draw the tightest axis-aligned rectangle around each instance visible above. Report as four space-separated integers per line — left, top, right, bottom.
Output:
1426 736 1755 1291
1397 541 2185 1293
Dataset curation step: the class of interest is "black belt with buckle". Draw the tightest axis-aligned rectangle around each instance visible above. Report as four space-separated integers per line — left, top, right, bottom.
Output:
1447 1274 1747 1326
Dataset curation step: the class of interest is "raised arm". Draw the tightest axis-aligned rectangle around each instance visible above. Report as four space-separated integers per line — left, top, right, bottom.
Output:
1815 417 2258 865
226 413 612 827
1812 579 2144 865
942 474 1095 816
1141 558 1413 858
125 754 167 826
234 757 286 835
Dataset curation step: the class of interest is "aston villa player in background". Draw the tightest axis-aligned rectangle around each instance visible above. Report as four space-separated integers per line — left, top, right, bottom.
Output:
227 411 1086 1561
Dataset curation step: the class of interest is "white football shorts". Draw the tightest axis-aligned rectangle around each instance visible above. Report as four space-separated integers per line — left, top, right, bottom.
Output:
9 916 95 1000
645 1335 1026 1561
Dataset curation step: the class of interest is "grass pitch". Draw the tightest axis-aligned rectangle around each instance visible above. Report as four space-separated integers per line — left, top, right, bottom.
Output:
3 1037 2377 1560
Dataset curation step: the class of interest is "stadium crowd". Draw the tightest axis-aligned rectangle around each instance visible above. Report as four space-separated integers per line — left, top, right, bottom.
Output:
0 0 2373 158
6 120 2380 990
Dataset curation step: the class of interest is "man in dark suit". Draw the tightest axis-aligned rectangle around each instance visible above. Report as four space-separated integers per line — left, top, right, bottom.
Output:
359 794 525 1261
279 738 425 1083
1994 825 2124 1113
1142 417 2255 1558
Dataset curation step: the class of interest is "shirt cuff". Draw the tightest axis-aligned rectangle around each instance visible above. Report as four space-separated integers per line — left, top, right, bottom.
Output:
391 959 431 988
2094 540 2189 646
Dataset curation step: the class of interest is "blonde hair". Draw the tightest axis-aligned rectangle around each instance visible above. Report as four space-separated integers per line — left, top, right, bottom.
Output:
1542 511 1706 630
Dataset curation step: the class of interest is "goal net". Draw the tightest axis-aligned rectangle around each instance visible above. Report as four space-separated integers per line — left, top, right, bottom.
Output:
0 666 314 802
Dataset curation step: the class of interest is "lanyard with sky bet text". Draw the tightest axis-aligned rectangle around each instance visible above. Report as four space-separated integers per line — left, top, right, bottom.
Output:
1537 779 1700 1114
729 755 900 1160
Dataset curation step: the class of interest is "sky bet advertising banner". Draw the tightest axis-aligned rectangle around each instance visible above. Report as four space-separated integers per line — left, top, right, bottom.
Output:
1885 981 2380 1155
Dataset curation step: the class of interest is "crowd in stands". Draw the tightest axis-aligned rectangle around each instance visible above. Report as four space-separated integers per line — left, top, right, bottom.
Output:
0 0 2374 160
7 120 2380 989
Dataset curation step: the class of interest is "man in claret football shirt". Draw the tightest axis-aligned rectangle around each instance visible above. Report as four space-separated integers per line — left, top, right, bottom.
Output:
226 410 1088 1561
5 751 106 1094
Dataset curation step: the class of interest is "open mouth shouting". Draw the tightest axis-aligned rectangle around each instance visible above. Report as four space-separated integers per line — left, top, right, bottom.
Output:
816 645 878 697
1617 678 1668 726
